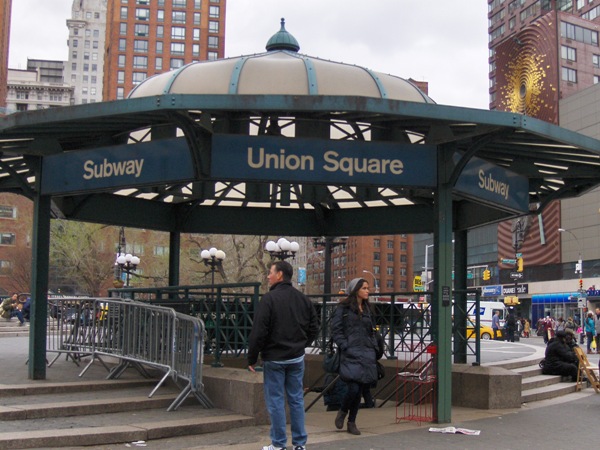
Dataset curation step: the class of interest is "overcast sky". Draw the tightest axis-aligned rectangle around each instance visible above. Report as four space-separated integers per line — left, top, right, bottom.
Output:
9 0 489 109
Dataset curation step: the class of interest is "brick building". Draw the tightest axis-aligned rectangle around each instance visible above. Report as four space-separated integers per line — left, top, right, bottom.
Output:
102 0 226 100
0 0 11 112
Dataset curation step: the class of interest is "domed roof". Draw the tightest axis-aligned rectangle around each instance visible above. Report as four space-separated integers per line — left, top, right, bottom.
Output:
128 20 433 103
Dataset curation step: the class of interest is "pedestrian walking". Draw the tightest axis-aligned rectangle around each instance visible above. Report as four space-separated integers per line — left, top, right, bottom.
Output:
584 311 596 354
492 310 501 340
331 278 378 436
248 260 319 450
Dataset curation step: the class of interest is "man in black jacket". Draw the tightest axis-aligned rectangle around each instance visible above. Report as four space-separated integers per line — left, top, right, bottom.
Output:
248 260 319 450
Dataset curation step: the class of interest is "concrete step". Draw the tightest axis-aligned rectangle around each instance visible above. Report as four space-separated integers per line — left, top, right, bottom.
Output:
512 364 542 379
521 373 563 391
521 380 579 403
0 413 254 449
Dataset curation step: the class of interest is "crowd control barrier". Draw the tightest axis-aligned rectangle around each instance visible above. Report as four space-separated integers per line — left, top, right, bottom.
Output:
46 297 212 411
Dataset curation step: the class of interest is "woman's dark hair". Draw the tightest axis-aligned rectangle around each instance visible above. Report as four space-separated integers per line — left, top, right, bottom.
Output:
339 278 369 314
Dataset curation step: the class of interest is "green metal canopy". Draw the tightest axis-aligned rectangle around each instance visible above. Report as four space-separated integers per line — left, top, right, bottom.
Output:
2 21 600 423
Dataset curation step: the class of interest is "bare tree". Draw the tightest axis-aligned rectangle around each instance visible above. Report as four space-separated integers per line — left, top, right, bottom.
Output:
3 246 32 293
50 220 116 296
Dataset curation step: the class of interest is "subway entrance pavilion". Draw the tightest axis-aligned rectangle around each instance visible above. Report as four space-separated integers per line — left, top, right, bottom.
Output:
2 21 600 422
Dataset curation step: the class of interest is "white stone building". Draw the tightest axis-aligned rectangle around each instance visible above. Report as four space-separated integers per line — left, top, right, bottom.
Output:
5 68 73 114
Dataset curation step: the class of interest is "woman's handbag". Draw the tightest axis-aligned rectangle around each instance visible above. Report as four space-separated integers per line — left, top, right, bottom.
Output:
323 339 340 374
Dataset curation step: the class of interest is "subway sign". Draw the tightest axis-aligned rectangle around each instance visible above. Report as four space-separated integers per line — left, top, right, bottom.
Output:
454 154 529 213
211 134 437 187
41 137 194 195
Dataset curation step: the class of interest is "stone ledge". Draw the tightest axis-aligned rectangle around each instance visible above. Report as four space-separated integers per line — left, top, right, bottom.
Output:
452 364 521 409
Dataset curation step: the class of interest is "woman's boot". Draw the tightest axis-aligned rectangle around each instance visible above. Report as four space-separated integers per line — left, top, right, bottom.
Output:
347 421 361 435
335 410 347 430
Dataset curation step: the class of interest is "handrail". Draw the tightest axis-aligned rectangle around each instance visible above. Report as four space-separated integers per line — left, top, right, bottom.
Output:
46 297 212 411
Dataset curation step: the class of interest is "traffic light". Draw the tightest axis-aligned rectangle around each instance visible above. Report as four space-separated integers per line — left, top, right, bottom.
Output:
483 269 491 281
580 279 583 290
517 257 524 272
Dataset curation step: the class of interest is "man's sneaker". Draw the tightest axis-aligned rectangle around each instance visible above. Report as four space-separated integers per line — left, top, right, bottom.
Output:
294 446 306 450
261 445 286 450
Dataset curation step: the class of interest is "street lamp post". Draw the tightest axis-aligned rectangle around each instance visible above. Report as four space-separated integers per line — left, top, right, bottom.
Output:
559 228 586 322
362 269 379 293
265 238 300 261
423 243 435 291
313 237 347 297
512 219 525 303
114 227 141 288
200 247 226 368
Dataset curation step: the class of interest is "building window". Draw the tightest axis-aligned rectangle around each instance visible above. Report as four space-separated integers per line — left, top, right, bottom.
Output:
71 74 76 82
387 240 394 249
135 23 149 36
157 25 164 38
84 51 90 60
594 75 600 84
170 58 185 69
209 20 219 33
195 0 201 8
133 56 148 68
171 42 185 55
94 12 100 19
509 16 516 30
92 52 98 61
83 63 90 72
400 254 407 263
593 54 600 68
0 260 13 275
120 7 128 19
118 55 126 68
172 11 186 23
116 87 125 100
154 246 169 256
120 23 127 35
400 267 407 276
71 62 77 71
400 242 407 251
73 39 78 47
208 35 219 48
90 87 96 95
209 5 220 17
373 239 380 248
82 87 88 95
72 50 77 59
386 267 394 276
373 252 380 261
119 39 126 51
0 206 16 219
561 66 577 82
0 233 16 245
561 45 576 62
193 28 200 40
93 41 98 49
373 266 380 275
73 28 79 35
173 0 187 6
134 40 149 53
157 9 164 22
93 29 99 38
208 51 218 60
132 72 146 84
156 57 163 70
387 253 394 262
85 40 90 49
561 21 598 46
192 44 200 56
83 75 88 83
85 29 91 37
156 41 163 54
194 12 201 24
91 76 97 84
172 26 186 39
92 64 97 72
117 71 125 83
136 8 150 20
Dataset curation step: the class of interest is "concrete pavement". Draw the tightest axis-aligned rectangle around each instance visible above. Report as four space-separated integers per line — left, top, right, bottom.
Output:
2 334 598 449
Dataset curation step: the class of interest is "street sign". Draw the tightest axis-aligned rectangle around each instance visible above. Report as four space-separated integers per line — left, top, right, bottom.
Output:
516 253 522 258
510 271 523 279
413 276 424 291
502 258 517 264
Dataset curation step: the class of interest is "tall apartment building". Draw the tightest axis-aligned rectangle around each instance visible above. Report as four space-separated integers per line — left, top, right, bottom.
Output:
307 236 414 296
103 0 226 100
0 0 11 112
65 0 108 104
482 0 600 320
488 0 600 122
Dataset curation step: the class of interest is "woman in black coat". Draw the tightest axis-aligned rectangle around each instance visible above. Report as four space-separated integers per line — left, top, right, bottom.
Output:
331 277 378 435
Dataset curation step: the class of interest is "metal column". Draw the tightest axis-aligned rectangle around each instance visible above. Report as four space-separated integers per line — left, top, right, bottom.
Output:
432 144 454 423
28 190 51 380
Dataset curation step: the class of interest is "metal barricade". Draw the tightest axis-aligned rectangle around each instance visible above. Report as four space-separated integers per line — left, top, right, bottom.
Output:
46 297 212 411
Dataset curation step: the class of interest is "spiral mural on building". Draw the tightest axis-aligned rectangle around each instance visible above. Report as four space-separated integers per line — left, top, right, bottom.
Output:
495 13 559 124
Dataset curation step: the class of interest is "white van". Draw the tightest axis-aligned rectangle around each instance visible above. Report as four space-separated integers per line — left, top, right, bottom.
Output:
470 301 507 328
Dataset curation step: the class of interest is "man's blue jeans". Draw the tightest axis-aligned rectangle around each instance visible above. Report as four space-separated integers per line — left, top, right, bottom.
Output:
263 359 307 448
